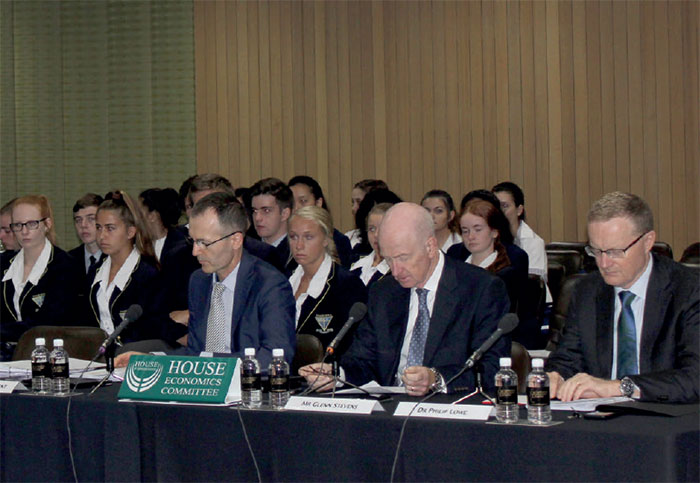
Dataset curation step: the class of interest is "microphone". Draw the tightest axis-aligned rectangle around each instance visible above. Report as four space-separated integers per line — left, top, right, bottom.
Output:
464 313 518 370
325 302 367 356
98 304 143 354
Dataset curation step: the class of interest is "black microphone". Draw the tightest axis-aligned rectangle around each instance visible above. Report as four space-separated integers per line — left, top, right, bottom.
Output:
98 304 143 354
464 313 518 369
325 302 367 356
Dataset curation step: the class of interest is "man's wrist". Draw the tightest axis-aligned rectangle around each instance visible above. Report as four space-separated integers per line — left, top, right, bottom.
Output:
428 368 447 393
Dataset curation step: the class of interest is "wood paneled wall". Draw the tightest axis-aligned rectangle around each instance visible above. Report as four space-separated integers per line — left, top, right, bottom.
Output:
194 0 699 257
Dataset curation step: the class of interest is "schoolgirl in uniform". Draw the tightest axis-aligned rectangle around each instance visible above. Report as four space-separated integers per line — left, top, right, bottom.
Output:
288 206 367 356
350 202 392 288
1 195 79 359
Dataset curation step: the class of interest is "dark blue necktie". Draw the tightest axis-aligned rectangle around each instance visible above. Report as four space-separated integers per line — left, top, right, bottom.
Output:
617 291 638 377
406 288 430 368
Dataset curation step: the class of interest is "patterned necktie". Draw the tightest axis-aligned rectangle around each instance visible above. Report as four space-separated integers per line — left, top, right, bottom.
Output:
617 291 638 377
406 288 430 368
87 255 97 278
205 282 228 352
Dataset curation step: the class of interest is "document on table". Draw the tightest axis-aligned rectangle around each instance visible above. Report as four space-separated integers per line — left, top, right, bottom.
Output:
515 394 633 412
0 359 106 379
335 381 406 395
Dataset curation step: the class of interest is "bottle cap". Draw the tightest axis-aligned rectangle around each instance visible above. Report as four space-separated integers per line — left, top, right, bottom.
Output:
35 337 46 346
532 358 544 368
53 338 64 347
272 348 284 357
499 357 512 367
244 347 255 356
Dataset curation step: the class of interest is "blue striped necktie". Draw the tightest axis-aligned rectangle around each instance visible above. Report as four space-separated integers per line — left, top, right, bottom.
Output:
406 288 430 368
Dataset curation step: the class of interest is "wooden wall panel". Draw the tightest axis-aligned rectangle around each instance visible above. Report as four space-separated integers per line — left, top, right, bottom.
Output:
194 0 699 258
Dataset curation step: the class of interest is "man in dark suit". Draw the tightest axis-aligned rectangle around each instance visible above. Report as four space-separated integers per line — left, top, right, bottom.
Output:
116 192 296 369
300 202 510 396
546 192 699 403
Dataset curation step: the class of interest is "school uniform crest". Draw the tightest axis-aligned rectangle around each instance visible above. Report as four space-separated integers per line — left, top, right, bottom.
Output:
119 310 128 322
315 314 333 334
32 293 46 308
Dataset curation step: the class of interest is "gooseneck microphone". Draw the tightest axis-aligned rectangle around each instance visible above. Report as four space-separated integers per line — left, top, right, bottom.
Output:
464 313 519 370
98 304 143 354
325 302 367 356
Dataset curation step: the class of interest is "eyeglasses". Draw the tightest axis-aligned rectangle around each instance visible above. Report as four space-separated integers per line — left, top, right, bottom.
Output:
9 218 48 232
584 232 647 259
186 231 241 249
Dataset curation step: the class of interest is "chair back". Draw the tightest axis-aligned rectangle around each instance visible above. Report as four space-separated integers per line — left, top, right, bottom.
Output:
510 341 531 394
291 334 324 374
651 242 673 259
680 242 699 264
12 326 108 361
546 273 587 352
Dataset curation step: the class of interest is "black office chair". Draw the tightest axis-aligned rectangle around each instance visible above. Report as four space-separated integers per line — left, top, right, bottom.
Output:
291 334 324 374
680 242 699 265
510 341 531 394
546 250 583 306
12 326 108 361
546 273 587 352
652 242 673 259
547 242 597 272
514 274 547 350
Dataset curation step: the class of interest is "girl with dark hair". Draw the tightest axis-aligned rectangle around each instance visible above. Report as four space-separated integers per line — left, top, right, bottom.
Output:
89 190 170 345
421 189 462 252
350 203 392 288
1 195 80 360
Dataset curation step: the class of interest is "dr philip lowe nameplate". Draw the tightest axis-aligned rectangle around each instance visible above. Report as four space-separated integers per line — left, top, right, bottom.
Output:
118 355 240 404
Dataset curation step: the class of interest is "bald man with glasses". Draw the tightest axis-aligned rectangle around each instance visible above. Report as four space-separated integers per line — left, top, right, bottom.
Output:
545 192 698 403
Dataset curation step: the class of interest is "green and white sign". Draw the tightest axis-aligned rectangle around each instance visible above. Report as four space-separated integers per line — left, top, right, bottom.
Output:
118 355 241 404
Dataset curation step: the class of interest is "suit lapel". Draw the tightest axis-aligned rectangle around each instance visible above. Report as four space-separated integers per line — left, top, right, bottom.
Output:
3 280 17 321
639 257 669 373
596 283 615 378
423 262 459 364
231 254 254 349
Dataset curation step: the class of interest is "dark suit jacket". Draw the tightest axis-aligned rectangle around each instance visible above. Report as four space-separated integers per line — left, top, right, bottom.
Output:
88 256 169 344
341 255 510 392
1 245 81 344
244 237 285 273
68 244 108 325
273 236 297 277
296 263 367 356
177 251 296 369
545 254 699 403
333 229 357 268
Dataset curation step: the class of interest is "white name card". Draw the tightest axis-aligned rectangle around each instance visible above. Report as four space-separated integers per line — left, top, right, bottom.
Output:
393 402 492 420
285 396 384 414
0 380 27 394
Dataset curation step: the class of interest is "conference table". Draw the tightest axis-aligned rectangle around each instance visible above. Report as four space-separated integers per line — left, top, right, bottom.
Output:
1 384 697 482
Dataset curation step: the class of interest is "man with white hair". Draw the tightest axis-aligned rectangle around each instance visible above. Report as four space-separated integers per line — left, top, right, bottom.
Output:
300 202 510 395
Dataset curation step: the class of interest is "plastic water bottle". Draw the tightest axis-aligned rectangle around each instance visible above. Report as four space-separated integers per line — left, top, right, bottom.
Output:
240 347 262 408
527 358 551 424
268 348 289 409
50 339 70 395
31 337 51 394
495 357 519 423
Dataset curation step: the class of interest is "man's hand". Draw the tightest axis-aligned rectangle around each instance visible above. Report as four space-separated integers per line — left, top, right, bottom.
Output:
555 372 621 402
114 351 145 368
401 366 434 396
299 363 335 392
169 310 189 325
547 371 565 399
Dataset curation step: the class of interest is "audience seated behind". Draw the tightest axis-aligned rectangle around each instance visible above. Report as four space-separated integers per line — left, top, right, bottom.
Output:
350 203 392 288
345 179 389 248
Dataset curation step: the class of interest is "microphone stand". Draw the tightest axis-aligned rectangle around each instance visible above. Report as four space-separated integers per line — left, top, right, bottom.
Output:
451 363 494 405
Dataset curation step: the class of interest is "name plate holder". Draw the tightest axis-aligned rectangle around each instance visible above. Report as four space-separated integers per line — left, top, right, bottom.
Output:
285 396 384 414
0 380 27 394
118 355 240 405
393 402 492 421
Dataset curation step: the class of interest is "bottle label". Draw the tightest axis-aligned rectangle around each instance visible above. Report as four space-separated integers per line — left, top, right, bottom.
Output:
51 362 69 379
527 387 550 407
32 362 50 378
496 385 517 405
241 373 261 391
270 375 289 393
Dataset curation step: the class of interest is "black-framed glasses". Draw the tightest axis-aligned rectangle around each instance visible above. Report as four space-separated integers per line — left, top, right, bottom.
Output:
9 218 48 232
585 232 647 259
186 231 241 249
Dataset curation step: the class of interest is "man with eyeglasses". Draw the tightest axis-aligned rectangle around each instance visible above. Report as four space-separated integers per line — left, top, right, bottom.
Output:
116 192 295 369
546 192 698 403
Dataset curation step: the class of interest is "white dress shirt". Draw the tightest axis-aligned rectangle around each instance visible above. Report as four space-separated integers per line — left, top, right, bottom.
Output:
2 239 52 320
94 248 140 334
350 251 390 286
289 253 332 327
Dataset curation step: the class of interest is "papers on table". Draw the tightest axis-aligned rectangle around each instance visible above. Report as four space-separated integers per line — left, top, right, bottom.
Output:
335 380 406 395
0 358 107 380
516 394 633 412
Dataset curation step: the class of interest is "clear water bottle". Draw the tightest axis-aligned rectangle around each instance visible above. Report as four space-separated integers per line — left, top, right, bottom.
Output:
50 339 70 395
268 348 289 409
527 358 551 424
241 347 262 408
31 337 51 394
495 357 519 423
